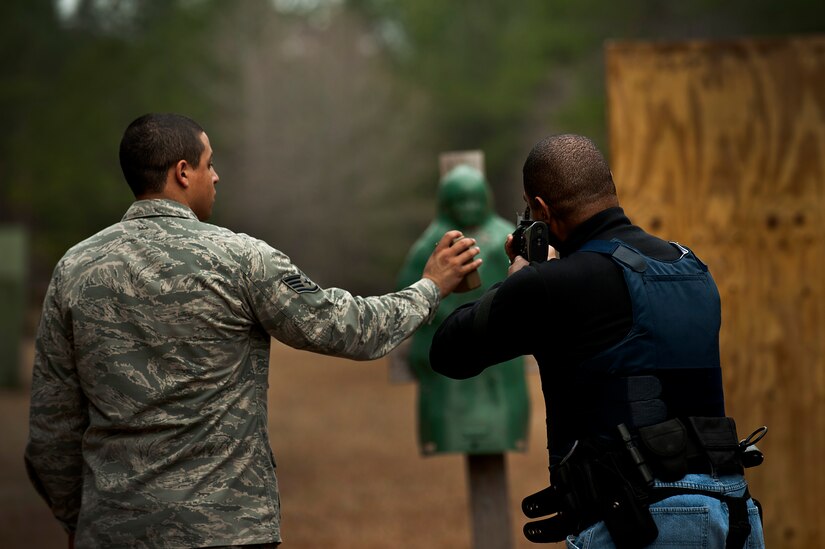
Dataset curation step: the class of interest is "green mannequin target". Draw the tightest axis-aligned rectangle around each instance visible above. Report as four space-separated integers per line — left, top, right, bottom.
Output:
397 165 529 455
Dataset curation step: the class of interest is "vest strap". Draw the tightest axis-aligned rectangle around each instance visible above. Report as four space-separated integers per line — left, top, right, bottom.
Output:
577 239 647 272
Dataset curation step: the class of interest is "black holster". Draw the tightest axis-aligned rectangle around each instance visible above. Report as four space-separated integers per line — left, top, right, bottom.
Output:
522 439 657 548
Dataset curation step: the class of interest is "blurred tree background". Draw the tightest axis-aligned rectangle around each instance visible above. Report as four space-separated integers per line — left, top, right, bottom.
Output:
1 0 822 312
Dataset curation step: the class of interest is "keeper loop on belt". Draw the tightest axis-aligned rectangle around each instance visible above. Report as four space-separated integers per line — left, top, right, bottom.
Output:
739 425 768 448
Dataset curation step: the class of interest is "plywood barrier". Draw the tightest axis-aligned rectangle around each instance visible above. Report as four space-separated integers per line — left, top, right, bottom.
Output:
606 35 825 548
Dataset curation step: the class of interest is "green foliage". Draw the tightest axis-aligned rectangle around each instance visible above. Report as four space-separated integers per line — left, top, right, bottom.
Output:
361 1 561 176
0 0 226 285
351 0 824 193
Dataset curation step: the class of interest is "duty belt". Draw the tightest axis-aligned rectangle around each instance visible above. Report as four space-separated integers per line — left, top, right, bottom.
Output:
522 417 767 549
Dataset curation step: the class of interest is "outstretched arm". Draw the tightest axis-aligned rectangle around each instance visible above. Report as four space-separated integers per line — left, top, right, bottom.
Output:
246 231 481 361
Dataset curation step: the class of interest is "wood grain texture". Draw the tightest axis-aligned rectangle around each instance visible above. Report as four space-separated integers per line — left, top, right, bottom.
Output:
606 35 825 548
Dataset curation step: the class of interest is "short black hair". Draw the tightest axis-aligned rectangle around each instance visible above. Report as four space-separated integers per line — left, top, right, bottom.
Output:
522 134 616 221
119 113 206 196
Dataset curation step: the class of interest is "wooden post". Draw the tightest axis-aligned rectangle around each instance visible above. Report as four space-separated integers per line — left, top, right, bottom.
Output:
439 150 485 176
466 453 514 549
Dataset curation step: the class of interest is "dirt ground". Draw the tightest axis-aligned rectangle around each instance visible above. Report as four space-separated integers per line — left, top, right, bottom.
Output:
1 340 563 549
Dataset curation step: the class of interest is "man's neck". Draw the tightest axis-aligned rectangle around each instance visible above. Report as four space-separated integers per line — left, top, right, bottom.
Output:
136 191 187 208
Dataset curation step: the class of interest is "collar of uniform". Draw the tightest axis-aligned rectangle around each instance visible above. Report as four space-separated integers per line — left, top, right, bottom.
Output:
122 199 199 222
558 206 631 257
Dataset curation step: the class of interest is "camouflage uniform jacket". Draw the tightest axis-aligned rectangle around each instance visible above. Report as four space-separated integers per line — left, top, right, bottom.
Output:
25 199 440 548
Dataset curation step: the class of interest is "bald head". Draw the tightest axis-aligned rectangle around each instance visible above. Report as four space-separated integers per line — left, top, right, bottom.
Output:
522 134 618 225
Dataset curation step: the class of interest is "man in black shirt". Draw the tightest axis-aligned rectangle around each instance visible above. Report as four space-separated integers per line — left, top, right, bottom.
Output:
429 135 765 548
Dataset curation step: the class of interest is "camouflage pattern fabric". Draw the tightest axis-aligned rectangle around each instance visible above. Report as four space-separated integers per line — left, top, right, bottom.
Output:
26 199 440 548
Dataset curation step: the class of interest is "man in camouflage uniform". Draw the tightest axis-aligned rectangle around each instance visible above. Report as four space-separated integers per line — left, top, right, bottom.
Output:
25 113 482 548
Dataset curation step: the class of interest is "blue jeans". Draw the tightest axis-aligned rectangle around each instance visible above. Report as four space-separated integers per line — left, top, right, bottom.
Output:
566 474 765 549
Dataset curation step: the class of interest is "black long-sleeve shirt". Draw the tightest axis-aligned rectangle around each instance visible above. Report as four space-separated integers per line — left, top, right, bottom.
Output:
429 207 683 459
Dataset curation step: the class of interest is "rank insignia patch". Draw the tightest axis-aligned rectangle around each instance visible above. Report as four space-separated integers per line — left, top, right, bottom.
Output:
282 273 320 294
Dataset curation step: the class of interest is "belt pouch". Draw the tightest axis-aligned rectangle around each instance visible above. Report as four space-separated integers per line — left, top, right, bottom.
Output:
687 417 743 475
638 418 689 482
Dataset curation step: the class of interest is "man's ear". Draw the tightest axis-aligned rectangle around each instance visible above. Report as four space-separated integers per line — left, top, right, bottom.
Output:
174 159 190 188
533 196 552 221
535 195 567 241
